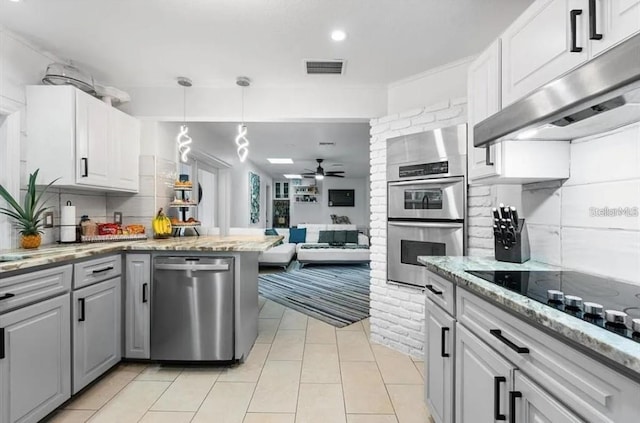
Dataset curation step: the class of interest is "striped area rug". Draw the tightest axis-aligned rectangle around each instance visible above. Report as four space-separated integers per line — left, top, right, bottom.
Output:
258 264 371 328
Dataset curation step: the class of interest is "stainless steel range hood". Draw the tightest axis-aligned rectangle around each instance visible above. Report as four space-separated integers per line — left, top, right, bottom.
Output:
474 32 640 147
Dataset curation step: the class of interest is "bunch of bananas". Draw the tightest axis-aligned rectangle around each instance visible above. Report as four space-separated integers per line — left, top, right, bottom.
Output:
152 208 172 238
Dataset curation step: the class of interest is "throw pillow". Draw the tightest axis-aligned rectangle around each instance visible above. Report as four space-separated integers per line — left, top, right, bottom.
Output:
288 227 307 244
345 230 359 244
318 230 335 243
333 230 347 244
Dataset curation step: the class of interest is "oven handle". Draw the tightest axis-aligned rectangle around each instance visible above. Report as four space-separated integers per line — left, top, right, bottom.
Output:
389 178 463 187
388 221 463 229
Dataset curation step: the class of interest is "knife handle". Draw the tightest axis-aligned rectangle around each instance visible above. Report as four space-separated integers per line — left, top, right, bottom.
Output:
510 207 519 230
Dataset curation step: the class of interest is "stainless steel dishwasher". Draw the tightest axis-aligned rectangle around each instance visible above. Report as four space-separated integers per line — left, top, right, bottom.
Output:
152 257 234 361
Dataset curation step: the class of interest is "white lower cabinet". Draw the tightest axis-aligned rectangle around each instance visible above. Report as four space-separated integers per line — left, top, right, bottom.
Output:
455 324 513 423
72 277 121 394
425 297 455 423
124 254 151 359
511 371 583 423
0 295 71 423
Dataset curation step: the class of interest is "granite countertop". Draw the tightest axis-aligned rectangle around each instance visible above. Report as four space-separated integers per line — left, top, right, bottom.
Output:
0 235 283 273
418 256 640 376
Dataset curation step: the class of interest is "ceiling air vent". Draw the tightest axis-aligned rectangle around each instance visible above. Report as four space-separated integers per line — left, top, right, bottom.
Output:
305 59 346 75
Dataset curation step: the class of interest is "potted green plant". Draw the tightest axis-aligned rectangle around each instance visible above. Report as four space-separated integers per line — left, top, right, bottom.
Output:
0 169 58 249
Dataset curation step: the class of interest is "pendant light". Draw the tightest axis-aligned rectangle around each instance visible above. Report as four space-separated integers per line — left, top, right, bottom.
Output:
176 77 193 163
235 76 251 162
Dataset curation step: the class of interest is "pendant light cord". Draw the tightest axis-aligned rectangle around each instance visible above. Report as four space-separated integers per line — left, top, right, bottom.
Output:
183 86 187 125
241 87 245 125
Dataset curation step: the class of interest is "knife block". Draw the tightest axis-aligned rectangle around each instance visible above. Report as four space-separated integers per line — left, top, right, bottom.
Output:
494 218 530 264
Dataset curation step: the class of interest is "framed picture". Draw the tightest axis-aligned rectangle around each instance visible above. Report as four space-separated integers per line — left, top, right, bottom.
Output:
249 171 260 224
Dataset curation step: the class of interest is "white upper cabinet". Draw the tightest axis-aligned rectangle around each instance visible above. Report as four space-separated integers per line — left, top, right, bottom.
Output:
590 0 640 56
502 0 589 107
501 0 640 107
467 40 571 185
467 40 502 180
76 90 110 187
26 85 140 192
109 109 141 192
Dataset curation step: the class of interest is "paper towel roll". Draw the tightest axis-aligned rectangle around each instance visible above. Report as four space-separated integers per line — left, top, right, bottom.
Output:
61 202 76 243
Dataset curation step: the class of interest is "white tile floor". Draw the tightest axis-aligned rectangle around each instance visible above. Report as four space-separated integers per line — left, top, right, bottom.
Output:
46 298 430 423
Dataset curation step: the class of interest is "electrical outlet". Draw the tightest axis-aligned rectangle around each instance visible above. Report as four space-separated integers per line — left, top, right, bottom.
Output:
43 211 54 228
114 212 122 224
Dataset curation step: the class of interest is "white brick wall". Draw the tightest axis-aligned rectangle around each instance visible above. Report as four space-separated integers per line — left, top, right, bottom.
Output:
369 99 523 358
369 99 473 359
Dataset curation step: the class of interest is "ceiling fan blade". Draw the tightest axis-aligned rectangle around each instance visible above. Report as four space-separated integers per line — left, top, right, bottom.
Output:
325 171 345 175
302 175 316 178
327 174 345 178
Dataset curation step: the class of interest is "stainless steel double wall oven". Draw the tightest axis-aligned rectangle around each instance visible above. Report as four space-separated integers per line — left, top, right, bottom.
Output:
387 124 467 287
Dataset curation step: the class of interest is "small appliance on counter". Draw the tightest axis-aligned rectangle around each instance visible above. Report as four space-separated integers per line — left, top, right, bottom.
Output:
492 204 530 264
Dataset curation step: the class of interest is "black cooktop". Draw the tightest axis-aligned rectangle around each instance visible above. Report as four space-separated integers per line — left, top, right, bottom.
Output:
466 270 640 343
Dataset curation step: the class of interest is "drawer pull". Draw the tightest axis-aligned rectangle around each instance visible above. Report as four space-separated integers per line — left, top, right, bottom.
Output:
570 9 583 53
441 327 450 358
142 283 148 303
509 391 522 423
78 298 86 322
490 329 529 354
426 285 443 296
0 293 15 301
494 376 507 421
589 0 603 40
92 266 114 274
0 328 4 359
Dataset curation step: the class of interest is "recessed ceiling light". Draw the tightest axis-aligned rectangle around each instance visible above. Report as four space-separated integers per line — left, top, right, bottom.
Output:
331 30 346 42
267 158 294 164
9 0 22 2
284 174 302 179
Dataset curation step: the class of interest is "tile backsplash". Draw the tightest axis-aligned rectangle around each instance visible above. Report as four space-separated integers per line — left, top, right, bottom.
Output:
522 122 640 284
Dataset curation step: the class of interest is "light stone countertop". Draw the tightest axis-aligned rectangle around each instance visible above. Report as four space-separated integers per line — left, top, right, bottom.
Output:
0 235 282 274
418 255 640 376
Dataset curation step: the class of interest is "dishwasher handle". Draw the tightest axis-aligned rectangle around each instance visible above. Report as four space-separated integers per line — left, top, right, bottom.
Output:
154 263 231 271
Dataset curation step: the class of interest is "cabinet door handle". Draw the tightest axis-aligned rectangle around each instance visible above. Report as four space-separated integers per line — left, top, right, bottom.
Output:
589 0 603 40
81 157 89 177
490 329 530 354
78 298 86 322
0 293 15 301
441 327 450 358
494 376 507 421
426 285 443 296
570 9 583 52
0 328 5 360
142 283 148 303
92 266 114 274
509 391 522 423
485 146 494 166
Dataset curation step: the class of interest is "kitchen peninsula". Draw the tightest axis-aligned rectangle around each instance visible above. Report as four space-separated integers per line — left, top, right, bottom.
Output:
0 235 281 423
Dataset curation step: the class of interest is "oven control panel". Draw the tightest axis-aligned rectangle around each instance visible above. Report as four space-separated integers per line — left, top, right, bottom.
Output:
398 161 449 178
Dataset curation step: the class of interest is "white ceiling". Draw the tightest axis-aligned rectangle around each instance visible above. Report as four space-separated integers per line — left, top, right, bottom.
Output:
164 121 371 179
2 0 533 180
0 0 533 89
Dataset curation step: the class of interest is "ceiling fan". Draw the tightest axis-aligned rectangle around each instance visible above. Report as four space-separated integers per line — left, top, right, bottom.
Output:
301 159 345 180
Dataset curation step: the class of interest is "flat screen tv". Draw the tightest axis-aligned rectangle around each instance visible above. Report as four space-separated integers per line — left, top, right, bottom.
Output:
328 189 355 207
